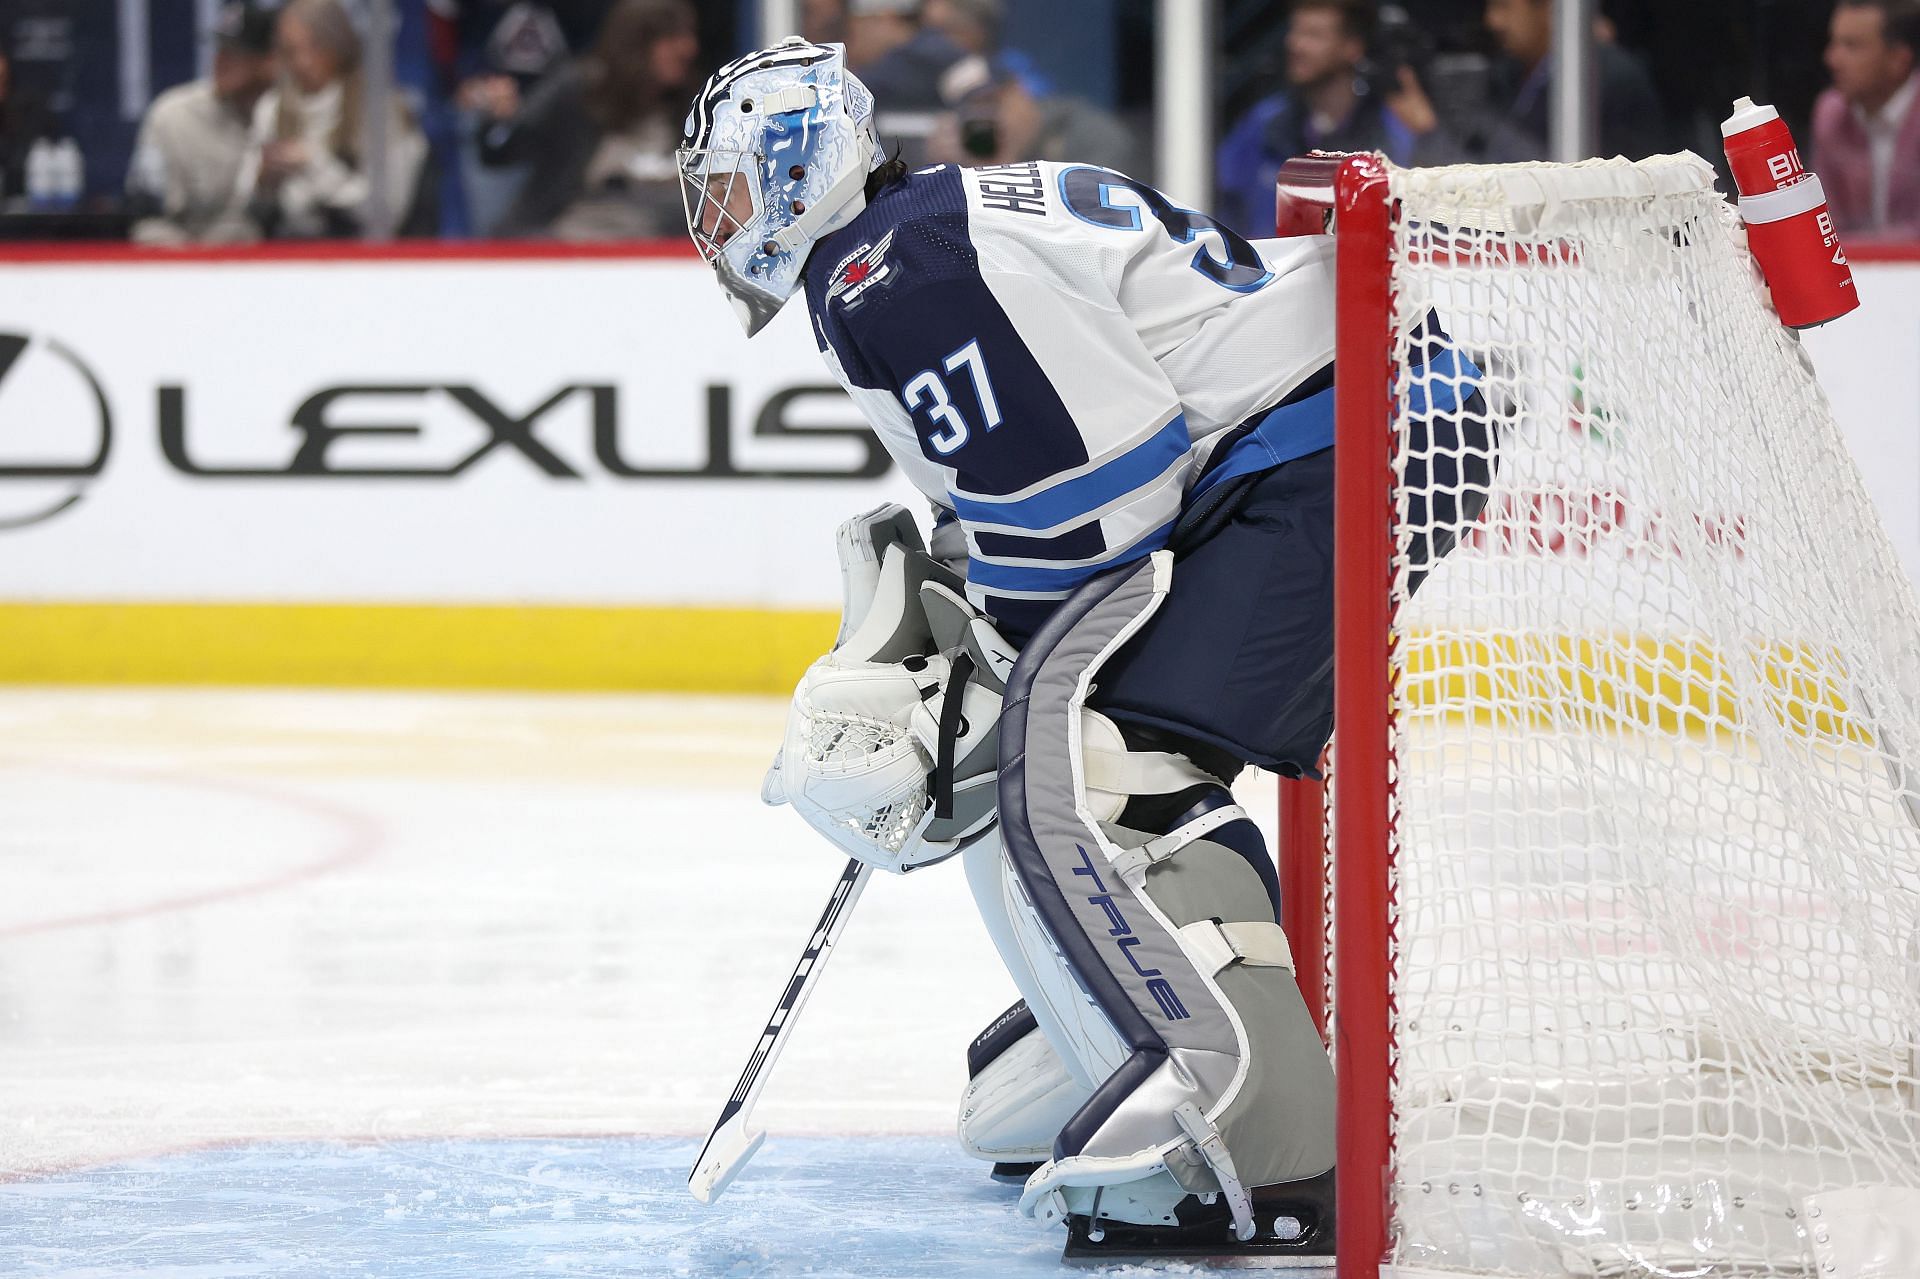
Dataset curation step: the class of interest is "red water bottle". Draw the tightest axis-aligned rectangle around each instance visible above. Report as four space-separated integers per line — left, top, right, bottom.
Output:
1722 96 1858 329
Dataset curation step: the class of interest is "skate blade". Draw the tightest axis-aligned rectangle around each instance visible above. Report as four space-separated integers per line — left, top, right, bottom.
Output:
989 1161 1042 1186
1061 1166 1337 1268
1062 1225 1337 1271
1062 1239 1337 1271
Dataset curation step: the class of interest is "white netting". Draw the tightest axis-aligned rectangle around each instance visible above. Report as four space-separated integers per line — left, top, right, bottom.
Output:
801 709 929 855
1361 155 1920 1276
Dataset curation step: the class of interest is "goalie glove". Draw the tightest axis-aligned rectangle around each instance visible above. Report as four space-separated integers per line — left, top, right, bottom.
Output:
765 505 1017 873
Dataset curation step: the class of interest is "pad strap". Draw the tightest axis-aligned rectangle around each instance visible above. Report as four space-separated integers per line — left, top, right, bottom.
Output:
932 650 975 820
1110 803 1252 886
1176 919 1296 977
1173 1101 1256 1242
1082 745 1213 798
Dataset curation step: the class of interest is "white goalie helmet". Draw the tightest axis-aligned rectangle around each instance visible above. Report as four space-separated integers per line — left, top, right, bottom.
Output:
678 38 886 336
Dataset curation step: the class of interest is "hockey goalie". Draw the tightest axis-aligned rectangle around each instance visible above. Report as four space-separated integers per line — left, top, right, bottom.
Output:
676 38 1488 1259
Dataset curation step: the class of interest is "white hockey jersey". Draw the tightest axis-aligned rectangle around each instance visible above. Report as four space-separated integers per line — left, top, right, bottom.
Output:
800 159 1351 640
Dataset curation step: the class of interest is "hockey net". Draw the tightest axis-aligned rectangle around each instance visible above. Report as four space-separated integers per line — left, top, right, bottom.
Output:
1276 153 1920 1278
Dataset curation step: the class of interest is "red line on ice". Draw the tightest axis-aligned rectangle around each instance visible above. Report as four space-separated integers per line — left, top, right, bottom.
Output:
0 1124 955 1183
0 759 384 939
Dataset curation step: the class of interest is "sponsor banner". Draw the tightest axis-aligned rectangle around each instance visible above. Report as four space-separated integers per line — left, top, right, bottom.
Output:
1803 262 1920 586
0 250 1914 692
0 254 920 606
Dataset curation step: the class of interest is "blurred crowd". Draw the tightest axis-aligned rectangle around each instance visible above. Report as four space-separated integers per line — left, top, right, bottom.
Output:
0 0 1912 243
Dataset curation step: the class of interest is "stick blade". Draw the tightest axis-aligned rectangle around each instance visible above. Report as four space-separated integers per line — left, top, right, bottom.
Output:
686 1114 766 1204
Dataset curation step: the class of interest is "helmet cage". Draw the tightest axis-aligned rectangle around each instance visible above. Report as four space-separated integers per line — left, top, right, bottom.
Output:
680 146 766 264
677 103 819 283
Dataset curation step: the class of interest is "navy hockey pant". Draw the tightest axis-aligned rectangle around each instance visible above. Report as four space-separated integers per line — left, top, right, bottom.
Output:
1093 412 1494 777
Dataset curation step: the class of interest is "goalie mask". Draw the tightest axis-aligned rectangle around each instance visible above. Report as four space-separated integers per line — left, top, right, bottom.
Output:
678 38 886 337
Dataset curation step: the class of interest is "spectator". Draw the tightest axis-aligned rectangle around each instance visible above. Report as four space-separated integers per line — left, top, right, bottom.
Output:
453 2 573 234
1477 0 1665 161
920 0 994 56
1814 0 1920 235
1215 0 1447 237
469 3 573 83
0 44 50 206
240 0 430 238
847 0 966 113
920 0 1051 97
930 53 1137 175
802 0 850 46
474 0 697 239
125 0 276 245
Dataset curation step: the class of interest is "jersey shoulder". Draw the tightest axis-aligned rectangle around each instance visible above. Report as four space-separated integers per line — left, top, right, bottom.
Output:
805 159 1134 361
805 164 984 389
958 158 1140 267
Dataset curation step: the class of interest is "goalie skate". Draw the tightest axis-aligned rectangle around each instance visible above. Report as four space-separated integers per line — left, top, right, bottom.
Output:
1060 1167 1337 1268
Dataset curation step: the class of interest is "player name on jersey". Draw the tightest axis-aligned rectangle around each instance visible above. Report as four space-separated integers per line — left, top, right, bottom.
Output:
974 161 1048 218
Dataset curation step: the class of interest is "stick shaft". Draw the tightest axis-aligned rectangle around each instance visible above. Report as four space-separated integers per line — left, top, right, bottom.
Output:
687 856 873 1200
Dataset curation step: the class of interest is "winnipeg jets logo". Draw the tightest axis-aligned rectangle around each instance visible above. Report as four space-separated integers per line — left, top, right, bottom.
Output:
827 230 896 309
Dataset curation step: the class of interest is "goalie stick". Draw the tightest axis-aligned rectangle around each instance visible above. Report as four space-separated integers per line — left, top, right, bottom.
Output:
686 855 873 1203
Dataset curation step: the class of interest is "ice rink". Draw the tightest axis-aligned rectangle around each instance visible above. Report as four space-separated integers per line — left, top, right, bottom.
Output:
0 688 1279 1277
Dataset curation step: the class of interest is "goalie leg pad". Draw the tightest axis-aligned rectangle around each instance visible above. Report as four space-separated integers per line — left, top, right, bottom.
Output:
957 1000 1092 1165
961 830 1132 1095
996 552 1336 1229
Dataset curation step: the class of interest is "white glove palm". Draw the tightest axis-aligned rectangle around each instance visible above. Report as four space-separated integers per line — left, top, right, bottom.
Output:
765 505 1015 873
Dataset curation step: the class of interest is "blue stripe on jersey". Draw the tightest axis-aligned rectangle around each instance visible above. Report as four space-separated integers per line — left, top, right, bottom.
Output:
1190 348 1483 499
951 414 1188 531
1190 387 1335 499
1406 347 1479 418
966 518 1178 593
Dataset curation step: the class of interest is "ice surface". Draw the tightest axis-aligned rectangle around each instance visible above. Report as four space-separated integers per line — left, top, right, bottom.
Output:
1 1136 1199 1278
0 689 1283 1276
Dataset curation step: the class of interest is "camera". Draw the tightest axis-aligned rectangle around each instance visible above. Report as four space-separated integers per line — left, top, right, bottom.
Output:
960 113 999 160
1356 3 1436 101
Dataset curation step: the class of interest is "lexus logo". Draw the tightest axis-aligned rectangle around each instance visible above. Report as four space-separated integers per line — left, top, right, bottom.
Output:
0 332 112 530
0 336 888 535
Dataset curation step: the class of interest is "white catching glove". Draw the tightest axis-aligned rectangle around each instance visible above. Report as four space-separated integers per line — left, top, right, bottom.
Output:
764 505 1017 873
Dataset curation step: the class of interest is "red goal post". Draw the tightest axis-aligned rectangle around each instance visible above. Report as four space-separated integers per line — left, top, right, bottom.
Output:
1272 150 1396 1279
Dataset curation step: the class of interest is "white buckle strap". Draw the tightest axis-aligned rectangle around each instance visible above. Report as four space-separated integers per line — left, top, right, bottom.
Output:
1177 919 1295 977
1082 745 1213 798
756 84 818 115
1173 1101 1256 1242
766 159 869 255
1110 803 1250 885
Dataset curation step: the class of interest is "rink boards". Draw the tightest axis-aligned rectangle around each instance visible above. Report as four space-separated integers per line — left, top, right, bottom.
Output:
0 245 1913 689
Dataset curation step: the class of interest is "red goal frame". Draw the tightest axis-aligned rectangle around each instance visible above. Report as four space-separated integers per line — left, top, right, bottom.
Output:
1273 151 1396 1279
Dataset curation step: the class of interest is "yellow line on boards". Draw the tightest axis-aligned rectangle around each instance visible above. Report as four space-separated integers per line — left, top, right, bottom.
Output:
0 603 838 692
0 608 1872 748
1401 631 1867 744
